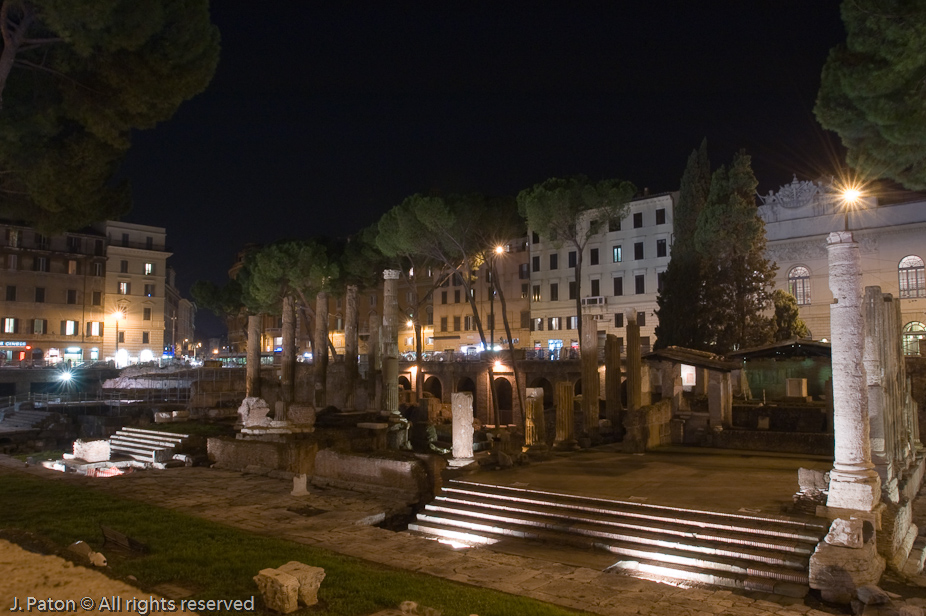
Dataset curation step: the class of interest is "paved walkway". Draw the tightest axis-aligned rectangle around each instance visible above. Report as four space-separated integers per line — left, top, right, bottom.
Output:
1 450 918 616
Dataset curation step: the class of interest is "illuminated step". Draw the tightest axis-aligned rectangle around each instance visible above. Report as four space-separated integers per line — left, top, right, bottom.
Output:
423 502 811 567
408 479 827 592
413 514 808 582
431 494 818 555
443 481 826 541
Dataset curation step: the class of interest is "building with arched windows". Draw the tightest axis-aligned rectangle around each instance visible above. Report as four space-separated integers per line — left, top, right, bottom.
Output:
759 177 926 354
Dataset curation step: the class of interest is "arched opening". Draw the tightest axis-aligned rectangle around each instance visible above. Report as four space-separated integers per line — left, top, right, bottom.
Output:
903 322 925 356
397 376 411 390
788 266 811 305
423 375 442 400
899 256 925 298
494 377 513 425
527 377 554 409
574 378 582 396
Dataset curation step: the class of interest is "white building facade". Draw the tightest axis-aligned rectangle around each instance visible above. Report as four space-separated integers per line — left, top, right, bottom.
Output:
526 192 676 356
760 177 926 355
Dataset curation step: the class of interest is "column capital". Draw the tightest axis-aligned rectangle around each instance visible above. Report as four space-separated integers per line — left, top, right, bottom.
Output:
383 269 401 280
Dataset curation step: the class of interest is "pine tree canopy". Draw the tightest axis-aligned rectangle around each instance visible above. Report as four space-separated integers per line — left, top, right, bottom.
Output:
815 1 926 189
0 0 220 231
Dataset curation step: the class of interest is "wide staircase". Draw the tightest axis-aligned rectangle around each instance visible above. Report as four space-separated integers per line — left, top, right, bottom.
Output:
109 427 189 464
408 480 829 596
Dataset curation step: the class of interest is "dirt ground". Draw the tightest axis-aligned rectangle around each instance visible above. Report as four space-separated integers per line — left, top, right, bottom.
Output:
0 536 187 615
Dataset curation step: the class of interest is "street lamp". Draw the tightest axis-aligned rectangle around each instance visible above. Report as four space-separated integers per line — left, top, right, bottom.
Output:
840 185 862 232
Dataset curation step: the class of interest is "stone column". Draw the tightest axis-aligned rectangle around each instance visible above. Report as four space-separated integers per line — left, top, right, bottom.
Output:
581 314 600 441
246 314 262 398
553 381 578 450
524 387 547 453
826 231 880 511
864 286 893 486
281 295 296 409
344 284 359 409
605 333 622 432
626 309 642 412
451 392 474 464
382 269 401 415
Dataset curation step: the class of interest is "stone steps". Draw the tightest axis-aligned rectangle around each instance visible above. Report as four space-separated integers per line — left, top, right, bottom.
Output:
0 410 54 433
408 480 827 594
109 427 189 463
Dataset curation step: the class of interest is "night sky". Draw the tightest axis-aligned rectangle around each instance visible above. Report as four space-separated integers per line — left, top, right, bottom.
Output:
119 2 847 337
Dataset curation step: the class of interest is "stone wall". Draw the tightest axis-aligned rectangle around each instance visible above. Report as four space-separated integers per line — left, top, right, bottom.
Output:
711 429 834 456
622 398 672 453
207 437 318 475
732 404 829 433
311 449 430 503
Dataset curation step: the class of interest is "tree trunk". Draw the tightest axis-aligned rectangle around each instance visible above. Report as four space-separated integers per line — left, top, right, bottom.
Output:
574 243 585 350
0 2 34 108
344 285 359 405
495 259 526 434
246 314 261 398
281 295 295 409
314 291 329 408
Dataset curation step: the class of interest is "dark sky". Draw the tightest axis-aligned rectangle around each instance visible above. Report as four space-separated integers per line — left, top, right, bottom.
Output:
120 2 847 337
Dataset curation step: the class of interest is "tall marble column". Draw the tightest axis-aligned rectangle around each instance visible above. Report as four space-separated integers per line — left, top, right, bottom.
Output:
524 387 547 453
553 381 578 450
625 309 642 412
382 269 401 415
826 232 880 511
581 314 600 440
246 314 262 398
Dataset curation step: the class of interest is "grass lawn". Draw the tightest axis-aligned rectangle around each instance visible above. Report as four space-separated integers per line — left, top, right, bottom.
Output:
0 471 586 616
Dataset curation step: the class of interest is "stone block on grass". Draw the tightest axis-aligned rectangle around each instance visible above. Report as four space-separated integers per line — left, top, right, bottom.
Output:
253 568 299 614
277 561 325 606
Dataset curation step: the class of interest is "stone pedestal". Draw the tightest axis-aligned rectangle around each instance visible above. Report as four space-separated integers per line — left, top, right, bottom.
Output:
524 387 547 454
553 381 578 450
810 529 885 604
451 391 475 463
580 314 600 442
826 232 881 511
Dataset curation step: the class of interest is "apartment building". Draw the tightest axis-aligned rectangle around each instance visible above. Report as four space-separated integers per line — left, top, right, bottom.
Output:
760 177 926 354
526 192 676 356
429 239 531 357
0 223 108 364
96 221 172 365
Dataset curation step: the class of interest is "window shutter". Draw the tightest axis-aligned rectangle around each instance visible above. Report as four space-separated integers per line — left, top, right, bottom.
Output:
60 320 65 335
13 318 19 334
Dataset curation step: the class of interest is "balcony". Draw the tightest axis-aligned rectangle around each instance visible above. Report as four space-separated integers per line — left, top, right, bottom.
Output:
580 296 607 306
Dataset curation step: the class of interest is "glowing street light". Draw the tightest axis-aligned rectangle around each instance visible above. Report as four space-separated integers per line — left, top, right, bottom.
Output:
113 309 124 353
840 185 863 232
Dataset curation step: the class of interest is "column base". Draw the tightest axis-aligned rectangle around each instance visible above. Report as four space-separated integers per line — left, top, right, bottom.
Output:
552 438 579 451
827 469 882 511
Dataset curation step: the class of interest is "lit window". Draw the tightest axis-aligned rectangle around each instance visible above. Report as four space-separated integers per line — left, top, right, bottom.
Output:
89 322 102 336
33 319 45 334
613 245 622 263
65 320 79 336
144 262 154 275
899 256 925 298
532 285 541 302
788 266 812 305
903 322 925 355
2 317 16 333
119 282 130 295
